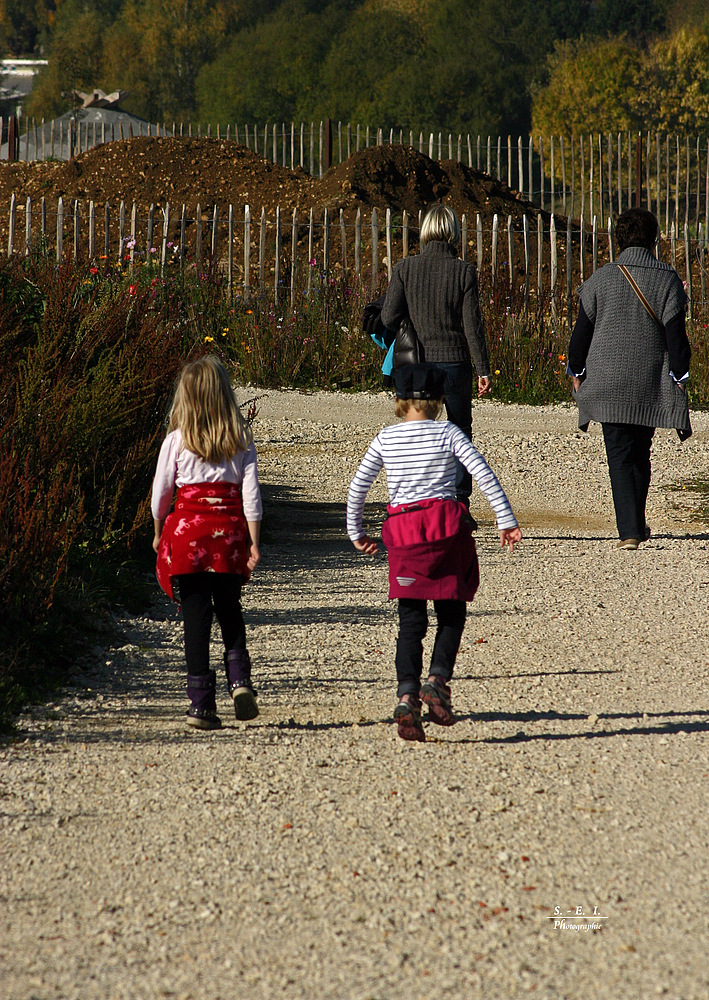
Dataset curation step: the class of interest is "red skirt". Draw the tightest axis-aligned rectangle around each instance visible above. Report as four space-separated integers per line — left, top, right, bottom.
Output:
381 497 479 602
156 483 250 601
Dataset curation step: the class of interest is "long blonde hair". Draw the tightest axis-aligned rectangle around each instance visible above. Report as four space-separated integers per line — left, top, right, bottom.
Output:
168 356 252 462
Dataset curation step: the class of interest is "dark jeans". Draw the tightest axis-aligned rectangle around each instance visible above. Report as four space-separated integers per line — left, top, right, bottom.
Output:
601 423 655 540
395 598 467 698
178 573 246 676
436 361 473 504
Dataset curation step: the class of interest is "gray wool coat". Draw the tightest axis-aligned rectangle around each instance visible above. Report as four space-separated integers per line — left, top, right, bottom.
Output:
573 246 690 432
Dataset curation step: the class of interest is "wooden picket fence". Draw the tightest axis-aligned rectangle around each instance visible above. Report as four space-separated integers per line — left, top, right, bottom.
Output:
5 194 709 329
5 117 709 234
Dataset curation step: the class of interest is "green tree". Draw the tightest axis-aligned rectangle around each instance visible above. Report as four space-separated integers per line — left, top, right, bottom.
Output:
639 24 709 132
531 36 644 135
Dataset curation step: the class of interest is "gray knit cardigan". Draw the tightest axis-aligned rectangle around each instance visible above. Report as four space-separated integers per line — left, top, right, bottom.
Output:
380 241 490 374
574 246 690 431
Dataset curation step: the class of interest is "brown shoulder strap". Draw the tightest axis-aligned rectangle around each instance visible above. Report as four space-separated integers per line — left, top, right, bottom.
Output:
617 263 663 328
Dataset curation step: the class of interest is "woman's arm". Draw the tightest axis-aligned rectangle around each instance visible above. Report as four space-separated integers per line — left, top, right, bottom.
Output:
380 266 408 331
462 266 491 381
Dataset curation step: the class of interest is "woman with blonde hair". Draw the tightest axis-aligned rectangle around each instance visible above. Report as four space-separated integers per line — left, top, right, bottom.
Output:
381 204 491 510
152 356 262 729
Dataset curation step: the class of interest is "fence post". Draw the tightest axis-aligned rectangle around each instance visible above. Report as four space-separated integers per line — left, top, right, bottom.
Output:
684 222 692 323
518 136 524 198
307 207 314 297
161 202 170 275
146 203 154 263
491 213 498 285
507 215 514 290
507 135 512 188
635 133 643 209
607 215 615 262
699 222 706 321
129 201 137 273
354 207 361 279
385 207 392 280
104 202 110 263
550 137 555 214
25 196 32 255
41 196 46 238
522 212 529 316
119 200 125 263
461 213 467 262
371 207 379 295
566 214 573 328
244 204 251 299
476 213 483 272
195 204 203 274
274 205 281 303
467 134 472 168
89 200 95 259
550 214 557 324
592 215 598 273
74 200 81 263
228 204 234 303
402 210 409 258
310 122 315 176
579 214 585 284
537 214 543 302
290 207 298 310
335 208 345 276
323 206 329 278
259 207 267 290
179 204 187 269
7 193 16 256
56 196 63 261
539 136 545 211
528 136 533 202
561 136 567 215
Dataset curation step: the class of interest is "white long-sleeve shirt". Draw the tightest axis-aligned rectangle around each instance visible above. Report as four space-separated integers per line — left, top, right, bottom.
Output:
151 429 262 522
347 420 517 540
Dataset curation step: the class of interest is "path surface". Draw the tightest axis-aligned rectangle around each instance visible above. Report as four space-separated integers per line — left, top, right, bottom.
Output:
3 393 709 1000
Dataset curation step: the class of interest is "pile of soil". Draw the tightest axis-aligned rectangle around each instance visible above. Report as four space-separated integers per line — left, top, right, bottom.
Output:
0 138 545 225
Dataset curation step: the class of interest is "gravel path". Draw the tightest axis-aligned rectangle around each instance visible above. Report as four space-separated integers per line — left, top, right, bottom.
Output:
3 393 709 1000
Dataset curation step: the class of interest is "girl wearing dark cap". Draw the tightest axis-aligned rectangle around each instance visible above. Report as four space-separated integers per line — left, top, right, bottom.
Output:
346 363 521 742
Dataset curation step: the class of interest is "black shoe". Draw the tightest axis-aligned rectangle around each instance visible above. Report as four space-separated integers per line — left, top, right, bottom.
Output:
186 708 222 730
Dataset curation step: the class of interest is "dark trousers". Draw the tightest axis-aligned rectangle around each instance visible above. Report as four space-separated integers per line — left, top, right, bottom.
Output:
395 598 467 698
436 361 473 504
177 573 246 675
601 423 655 540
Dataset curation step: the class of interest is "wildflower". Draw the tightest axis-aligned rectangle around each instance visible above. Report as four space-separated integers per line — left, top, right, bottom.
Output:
494 369 500 375
558 354 566 361
309 258 317 266
149 247 157 253
89 266 98 275
204 335 214 343
123 254 131 262
128 284 138 295
245 309 253 315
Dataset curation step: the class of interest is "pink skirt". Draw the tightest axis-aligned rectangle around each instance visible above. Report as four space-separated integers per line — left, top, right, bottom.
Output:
381 497 479 602
156 483 250 601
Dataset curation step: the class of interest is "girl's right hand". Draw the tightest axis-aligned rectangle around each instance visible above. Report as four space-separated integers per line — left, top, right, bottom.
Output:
499 527 522 552
247 544 261 571
353 534 378 555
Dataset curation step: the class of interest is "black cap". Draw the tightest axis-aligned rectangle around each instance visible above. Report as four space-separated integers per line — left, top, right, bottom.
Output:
394 363 446 400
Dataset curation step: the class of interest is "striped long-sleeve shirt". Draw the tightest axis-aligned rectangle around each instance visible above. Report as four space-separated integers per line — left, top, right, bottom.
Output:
347 419 517 541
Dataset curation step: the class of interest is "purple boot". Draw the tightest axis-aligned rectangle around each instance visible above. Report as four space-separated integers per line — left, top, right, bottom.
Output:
224 649 259 721
186 671 222 730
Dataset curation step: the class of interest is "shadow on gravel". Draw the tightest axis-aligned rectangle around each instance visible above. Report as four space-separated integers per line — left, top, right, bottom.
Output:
457 668 620 681
453 707 709 744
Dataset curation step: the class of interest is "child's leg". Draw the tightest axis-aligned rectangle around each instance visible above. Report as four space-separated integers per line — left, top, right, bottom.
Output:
395 598 428 698
429 599 466 683
420 599 466 727
177 574 221 730
212 574 258 721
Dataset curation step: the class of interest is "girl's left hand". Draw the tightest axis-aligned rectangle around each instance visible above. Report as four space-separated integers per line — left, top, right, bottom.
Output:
499 527 522 552
353 534 378 555
247 544 261 571
152 533 161 553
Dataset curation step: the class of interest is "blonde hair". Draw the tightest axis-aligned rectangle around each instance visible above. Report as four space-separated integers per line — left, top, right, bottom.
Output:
394 397 443 420
420 204 460 247
168 356 252 462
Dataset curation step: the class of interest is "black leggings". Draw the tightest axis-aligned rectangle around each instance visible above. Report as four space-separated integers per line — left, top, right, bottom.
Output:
395 598 467 699
177 574 246 676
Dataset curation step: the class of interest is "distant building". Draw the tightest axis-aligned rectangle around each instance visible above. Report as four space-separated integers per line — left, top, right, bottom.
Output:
0 58 48 116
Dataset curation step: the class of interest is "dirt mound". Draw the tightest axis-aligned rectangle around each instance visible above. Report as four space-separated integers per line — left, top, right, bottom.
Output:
0 138 544 225
317 144 542 223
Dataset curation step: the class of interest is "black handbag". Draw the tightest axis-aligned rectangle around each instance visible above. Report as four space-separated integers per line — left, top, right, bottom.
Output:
393 315 424 368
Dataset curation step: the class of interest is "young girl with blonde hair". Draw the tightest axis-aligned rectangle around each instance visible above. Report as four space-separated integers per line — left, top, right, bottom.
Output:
152 356 262 730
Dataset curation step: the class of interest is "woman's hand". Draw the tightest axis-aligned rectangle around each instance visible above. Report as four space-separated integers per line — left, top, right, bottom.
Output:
247 543 261 571
571 376 582 393
353 534 378 555
477 375 492 397
499 527 522 552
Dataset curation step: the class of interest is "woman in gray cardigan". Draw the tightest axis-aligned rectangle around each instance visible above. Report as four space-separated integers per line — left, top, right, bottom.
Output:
381 205 492 507
568 207 691 549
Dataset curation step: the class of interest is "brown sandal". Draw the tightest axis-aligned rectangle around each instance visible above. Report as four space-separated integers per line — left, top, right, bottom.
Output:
393 696 426 742
420 677 456 726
